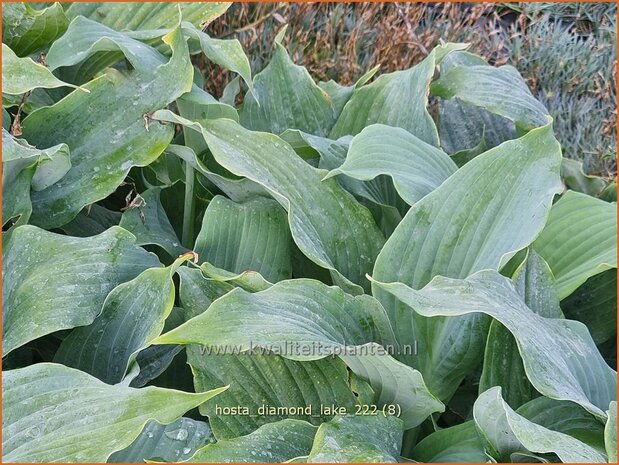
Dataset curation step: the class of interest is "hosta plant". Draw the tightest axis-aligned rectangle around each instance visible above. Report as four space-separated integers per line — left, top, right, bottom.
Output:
2 2 617 463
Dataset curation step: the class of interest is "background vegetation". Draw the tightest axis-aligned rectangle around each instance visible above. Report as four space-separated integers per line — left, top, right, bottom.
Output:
201 2 617 177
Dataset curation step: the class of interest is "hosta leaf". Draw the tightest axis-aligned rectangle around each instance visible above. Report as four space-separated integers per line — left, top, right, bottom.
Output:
176 84 239 124
473 387 606 462
600 181 618 202
164 278 399 358
53 256 189 384
561 158 608 197
479 250 562 408
3 225 160 356
239 43 335 136
2 128 71 228
189 352 360 439
371 122 562 400
561 269 617 345
2 44 78 95
324 124 457 205
2 363 226 463
221 75 240 106
178 268 355 439
329 43 466 142
281 130 401 210
184 419 317 463
65 2 230 30
437 52 517 155
3 129 71 192
317 65 379 122
450 136 489 167
45 16 183 84
431 63 549 131
533 190 617 299
182 23 253 97
306 415 403 463
2 163 33 229
22 24 193 229
109 417 214 463
2 107 10 130
606 401 617 463
126 22 253 94
178 266 234 316
279 129 347 168
46 16 164 69
155 278 444 428
2 2 69 57
178 269 377 439
280 130 405 237
371 270 616 418
165 144 266 203
130 308 185 388
412 421 487 463
153 112 385 293
516 396 606 453
119 186 187 258
194 195 292 283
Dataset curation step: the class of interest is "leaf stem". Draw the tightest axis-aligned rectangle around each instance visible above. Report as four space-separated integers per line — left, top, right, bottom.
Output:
182 162 196 249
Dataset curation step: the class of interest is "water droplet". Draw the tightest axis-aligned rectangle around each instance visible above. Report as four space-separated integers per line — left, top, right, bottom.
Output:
182 447 191 454
165 428 188 441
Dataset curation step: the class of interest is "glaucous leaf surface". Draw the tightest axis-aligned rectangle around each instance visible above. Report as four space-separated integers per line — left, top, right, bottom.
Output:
473 387 606 463
155 278 444 429
153 111 385 293
240 43 335 136
177 269 358 439
479 250 562 408
372 122 562 400
53 256 189 384
306 415 403 463
437 51 517 155
119 186 187 258
533 190 617 299
325 124 457 205
2 2 69 56
2 43 77 95
561 158 608 197
109 417 214 463
2 225 160 355
431 63 549 131
516 396 607 454
371 270 616 419
329 43 467 142
64 2 230 30
22 24 193 229
2 128 70 228
185 419 317 463
2 363 226 463
561 269 617 345
412 421 487 463
194 195 292 283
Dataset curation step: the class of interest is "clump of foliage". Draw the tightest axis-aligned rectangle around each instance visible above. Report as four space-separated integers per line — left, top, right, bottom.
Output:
2 2 617 463
205 2 617 176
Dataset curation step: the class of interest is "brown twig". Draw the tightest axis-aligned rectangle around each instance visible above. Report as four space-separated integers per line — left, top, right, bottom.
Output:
217 6 283 39
10 90 31 137
394 2 429 56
